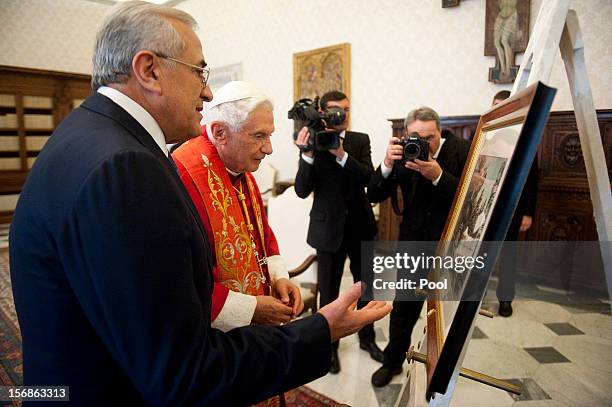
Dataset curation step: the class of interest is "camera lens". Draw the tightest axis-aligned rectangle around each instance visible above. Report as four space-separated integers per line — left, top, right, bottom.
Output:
404 142 420 160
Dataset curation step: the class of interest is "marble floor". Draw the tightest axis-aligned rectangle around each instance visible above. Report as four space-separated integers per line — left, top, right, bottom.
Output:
305 269 612 407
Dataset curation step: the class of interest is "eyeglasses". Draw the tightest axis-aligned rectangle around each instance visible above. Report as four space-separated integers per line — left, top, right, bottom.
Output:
154 52 210 87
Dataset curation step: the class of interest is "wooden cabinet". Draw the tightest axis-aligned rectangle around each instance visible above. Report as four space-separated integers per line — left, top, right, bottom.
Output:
0 65 91 223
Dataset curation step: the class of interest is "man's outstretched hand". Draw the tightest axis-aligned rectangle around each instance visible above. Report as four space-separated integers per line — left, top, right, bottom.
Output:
318 282 392 342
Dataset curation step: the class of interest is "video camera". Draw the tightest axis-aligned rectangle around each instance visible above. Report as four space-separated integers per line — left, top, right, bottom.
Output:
288 96 346 152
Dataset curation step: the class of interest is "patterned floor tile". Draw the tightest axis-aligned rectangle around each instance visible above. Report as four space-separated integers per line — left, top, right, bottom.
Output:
524 347 570 364
543 322 584 336
504 378 551 401
471 326 488 339
373 383 402 407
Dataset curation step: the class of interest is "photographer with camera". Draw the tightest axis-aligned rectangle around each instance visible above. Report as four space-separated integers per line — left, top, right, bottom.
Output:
292 91 382 374
367 107 470 386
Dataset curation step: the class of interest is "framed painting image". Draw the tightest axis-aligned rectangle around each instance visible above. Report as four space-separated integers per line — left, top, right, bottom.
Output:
293 43 350 102
423 81 557 400
207 63 243 93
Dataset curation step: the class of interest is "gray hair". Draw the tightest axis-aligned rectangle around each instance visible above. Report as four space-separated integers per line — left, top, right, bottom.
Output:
92 1 198 90
404 106 441 131
204 97 274 140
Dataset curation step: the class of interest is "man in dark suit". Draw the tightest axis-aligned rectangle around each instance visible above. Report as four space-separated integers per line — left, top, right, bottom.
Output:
367 107 470 386
294 91 382 373
492 90 539 317
9 3 391 405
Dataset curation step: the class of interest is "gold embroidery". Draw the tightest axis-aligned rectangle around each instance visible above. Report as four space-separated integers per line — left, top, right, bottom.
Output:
200 153 265 293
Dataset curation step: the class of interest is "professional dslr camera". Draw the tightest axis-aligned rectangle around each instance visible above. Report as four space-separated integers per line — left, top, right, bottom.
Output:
288 96 346 152
398 133 429 162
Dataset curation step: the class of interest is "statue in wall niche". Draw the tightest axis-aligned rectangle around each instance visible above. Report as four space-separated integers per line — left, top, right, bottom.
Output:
494 0 519 80
442 0 460 7
485 0 530 84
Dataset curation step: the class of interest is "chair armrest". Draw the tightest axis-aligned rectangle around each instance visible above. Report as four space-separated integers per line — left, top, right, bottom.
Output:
273 180 295 196
288 254 317 278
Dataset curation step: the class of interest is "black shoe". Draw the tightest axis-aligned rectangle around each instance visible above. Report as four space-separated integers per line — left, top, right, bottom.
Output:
329 348 340 374
499 301 513 317
360 340 384 363
371 366 402 387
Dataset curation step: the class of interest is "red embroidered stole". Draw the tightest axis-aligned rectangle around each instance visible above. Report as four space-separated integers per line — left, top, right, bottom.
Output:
173 135 269 296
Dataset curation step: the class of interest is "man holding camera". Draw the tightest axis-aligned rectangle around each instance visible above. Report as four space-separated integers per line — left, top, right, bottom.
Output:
294 91 382 374
367 107 470 386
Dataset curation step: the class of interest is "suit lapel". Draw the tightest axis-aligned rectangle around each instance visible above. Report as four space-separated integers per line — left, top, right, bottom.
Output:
81 93 208 242
342 131 359 156
83 93 166 162
342 131 353 154
435 134 455 169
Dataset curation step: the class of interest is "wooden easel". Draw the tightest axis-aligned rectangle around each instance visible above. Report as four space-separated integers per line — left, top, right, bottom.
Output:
397 2 612 406
511 0 612 305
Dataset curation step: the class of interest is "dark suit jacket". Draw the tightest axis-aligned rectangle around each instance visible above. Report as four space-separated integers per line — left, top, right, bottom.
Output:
9 92 331 406
368 131 470 241
507 158 539 239
294 131 377 252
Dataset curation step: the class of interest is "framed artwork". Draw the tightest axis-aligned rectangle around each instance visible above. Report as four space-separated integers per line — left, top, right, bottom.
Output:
207 63 243 93
293 43 350 102
485 0 530 83
423 82 556 399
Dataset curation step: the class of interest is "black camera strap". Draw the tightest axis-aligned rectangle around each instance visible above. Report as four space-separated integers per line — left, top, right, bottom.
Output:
391 184 404 216
391 169 420 216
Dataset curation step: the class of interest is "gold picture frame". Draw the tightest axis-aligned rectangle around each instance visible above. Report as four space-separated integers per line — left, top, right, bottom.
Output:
293 43 350 102
425 82 557 397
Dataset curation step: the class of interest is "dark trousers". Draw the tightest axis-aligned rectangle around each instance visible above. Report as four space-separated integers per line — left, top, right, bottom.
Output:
382 239 431 368
317 229 375 350
383 299 424 368
496 217 521 302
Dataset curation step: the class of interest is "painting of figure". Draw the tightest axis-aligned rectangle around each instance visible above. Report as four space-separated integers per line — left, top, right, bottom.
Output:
456 155 508 242
485 0 530 83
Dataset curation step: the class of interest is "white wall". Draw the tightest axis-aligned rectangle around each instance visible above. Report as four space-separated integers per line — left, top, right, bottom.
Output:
178 0 612 180
1 0 610 180
0 0 108 74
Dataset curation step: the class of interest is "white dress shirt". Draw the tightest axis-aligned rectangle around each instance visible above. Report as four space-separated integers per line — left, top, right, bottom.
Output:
97 86 168 157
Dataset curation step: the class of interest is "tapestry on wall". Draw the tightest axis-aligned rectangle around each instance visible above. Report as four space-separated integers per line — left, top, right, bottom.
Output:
292 43 350 101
